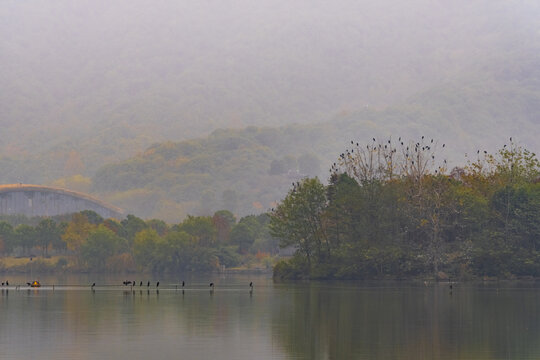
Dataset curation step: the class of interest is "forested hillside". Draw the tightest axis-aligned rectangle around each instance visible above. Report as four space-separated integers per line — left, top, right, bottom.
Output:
90 56 540 220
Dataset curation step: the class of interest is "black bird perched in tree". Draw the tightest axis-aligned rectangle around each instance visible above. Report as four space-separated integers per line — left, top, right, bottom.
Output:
443 144 445 148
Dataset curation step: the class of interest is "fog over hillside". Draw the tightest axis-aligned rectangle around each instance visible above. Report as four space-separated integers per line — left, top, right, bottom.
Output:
1 0 539 218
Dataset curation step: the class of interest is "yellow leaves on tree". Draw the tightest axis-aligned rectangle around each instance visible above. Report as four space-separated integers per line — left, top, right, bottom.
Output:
61 213 96 252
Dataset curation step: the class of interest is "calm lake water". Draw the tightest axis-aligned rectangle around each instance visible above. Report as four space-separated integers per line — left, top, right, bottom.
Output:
0 274 539 360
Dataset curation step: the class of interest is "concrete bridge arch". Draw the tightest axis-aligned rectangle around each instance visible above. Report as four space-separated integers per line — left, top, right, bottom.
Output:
0 184 123 219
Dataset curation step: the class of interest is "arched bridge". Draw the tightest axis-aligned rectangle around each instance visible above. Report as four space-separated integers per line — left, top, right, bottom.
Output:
0 184 124 219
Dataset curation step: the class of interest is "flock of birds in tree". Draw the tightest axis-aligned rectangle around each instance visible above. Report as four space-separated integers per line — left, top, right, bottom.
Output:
326 136 516 182
272 137 516 215
327 136 449 180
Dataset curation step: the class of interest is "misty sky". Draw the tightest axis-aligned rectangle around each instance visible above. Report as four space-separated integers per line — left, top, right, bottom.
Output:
0 0 538 171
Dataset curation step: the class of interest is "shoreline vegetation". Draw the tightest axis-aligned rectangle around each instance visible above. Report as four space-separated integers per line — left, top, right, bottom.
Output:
0 210 279 275
0 255 274 275
0 138 538 282
270 138 540 281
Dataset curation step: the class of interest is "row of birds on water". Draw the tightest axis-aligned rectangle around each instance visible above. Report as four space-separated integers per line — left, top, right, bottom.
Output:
2 280 255 293
116 281 254 290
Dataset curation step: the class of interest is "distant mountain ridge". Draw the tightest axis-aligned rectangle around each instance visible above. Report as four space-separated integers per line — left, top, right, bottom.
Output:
1 0 539 182
89 54 540 220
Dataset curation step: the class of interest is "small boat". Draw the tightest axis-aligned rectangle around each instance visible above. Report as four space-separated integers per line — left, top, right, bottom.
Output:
30 280 41 288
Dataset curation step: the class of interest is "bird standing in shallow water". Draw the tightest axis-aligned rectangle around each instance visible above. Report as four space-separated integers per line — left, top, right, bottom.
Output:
156 281 160 288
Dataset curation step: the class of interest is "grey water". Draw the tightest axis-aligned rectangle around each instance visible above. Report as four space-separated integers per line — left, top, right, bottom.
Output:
1 274 539 360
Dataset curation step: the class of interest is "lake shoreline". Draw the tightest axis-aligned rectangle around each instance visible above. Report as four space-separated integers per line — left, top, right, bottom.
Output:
2 265 538 283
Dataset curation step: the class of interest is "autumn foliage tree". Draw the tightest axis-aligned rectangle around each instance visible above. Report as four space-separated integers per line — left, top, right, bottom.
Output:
271 138 540 279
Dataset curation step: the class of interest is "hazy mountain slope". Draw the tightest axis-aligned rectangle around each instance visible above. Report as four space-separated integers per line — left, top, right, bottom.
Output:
1 0 539 179
89 53 540 221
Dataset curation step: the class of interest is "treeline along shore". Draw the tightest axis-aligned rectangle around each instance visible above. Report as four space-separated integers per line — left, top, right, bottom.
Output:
0 210 278 274
269 137 540 280
0 137 538 280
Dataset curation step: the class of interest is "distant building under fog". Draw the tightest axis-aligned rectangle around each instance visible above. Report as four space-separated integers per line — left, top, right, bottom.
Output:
0 184 123 219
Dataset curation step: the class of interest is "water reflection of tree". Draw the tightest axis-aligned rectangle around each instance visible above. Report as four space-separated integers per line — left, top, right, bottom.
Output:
272 284 540 359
